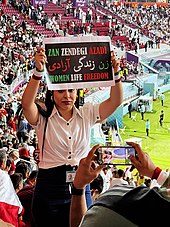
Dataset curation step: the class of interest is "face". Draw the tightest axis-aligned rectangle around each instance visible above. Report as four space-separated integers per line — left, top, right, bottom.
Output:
53 89 77 112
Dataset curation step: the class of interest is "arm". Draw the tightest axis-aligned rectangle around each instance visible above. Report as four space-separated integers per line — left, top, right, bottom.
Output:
99 51 123 122
127 142 170 187
22 48 47 126
0 219 15 227
127 141 157 178
70 193 86 227
70 144 104 227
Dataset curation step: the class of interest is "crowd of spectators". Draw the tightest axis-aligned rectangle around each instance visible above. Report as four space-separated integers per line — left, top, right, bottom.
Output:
94 0 170 45
0 9 41 89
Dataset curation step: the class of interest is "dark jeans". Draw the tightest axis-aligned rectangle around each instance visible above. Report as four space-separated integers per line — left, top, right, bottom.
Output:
146 128 149 136
32 165 92 227
17 131 27 143
159 120 163 127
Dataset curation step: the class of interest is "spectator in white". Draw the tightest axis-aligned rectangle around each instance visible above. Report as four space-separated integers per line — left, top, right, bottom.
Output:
54 23 60 34
58 13 62 22
80 11 84 23
88 8 93 22
110 168 128 188
100 166 112 193
157 89 161 99
160 93 165 106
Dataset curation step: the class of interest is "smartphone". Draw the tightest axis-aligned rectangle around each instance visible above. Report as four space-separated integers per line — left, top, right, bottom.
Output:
96 146 136 165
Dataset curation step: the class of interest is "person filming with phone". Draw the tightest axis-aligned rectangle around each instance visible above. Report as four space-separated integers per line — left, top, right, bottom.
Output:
70 142 170 227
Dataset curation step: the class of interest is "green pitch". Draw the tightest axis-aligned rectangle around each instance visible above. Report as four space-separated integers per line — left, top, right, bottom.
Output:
121 91 170 170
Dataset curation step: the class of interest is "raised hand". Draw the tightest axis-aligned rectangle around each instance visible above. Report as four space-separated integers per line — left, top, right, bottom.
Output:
127 141 156 178
34 48 47 71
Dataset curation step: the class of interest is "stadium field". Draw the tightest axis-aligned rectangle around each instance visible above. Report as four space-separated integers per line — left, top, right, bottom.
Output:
121 91 170 170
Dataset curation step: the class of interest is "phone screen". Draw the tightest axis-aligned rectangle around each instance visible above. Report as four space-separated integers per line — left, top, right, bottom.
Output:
97 146 136 165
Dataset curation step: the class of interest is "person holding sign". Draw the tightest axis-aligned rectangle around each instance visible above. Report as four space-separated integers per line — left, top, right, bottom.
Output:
21 47 123 227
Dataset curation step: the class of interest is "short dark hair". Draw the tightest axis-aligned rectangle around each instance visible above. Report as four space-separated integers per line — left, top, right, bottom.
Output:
28 170 38 180
10 173 23 190
117 169 125 178
6 158 12 167
15 161 29 179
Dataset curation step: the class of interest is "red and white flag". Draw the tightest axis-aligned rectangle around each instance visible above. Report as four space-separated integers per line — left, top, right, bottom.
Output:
0 170 23 227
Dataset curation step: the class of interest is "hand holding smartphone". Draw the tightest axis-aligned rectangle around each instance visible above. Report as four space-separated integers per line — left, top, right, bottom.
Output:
96 146 136 165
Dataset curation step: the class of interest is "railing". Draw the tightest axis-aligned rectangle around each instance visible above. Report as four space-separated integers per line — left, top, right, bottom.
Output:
140 61 159 74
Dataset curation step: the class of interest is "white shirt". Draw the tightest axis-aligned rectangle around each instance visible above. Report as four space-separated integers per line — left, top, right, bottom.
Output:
100 169 112 193
110 178 128 188
33 102 100 169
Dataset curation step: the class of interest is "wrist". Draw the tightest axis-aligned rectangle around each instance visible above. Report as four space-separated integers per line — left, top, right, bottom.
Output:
33 68 44 77
114 70 121 82
36 67 44 72
73 180 86 190
152 167 162 180
115 77 121 83
32 74 42 81
114 70 119 76
70 182 85 196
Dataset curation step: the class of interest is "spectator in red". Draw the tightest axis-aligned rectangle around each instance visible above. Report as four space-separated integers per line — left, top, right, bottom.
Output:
5 103 14 124
8 115 17 132
8 150 19 175
19 147 30 162
0 103 7 118
18 184 34 227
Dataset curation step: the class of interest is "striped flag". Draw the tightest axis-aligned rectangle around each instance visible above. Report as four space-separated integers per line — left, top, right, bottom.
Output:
0 170 23 227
